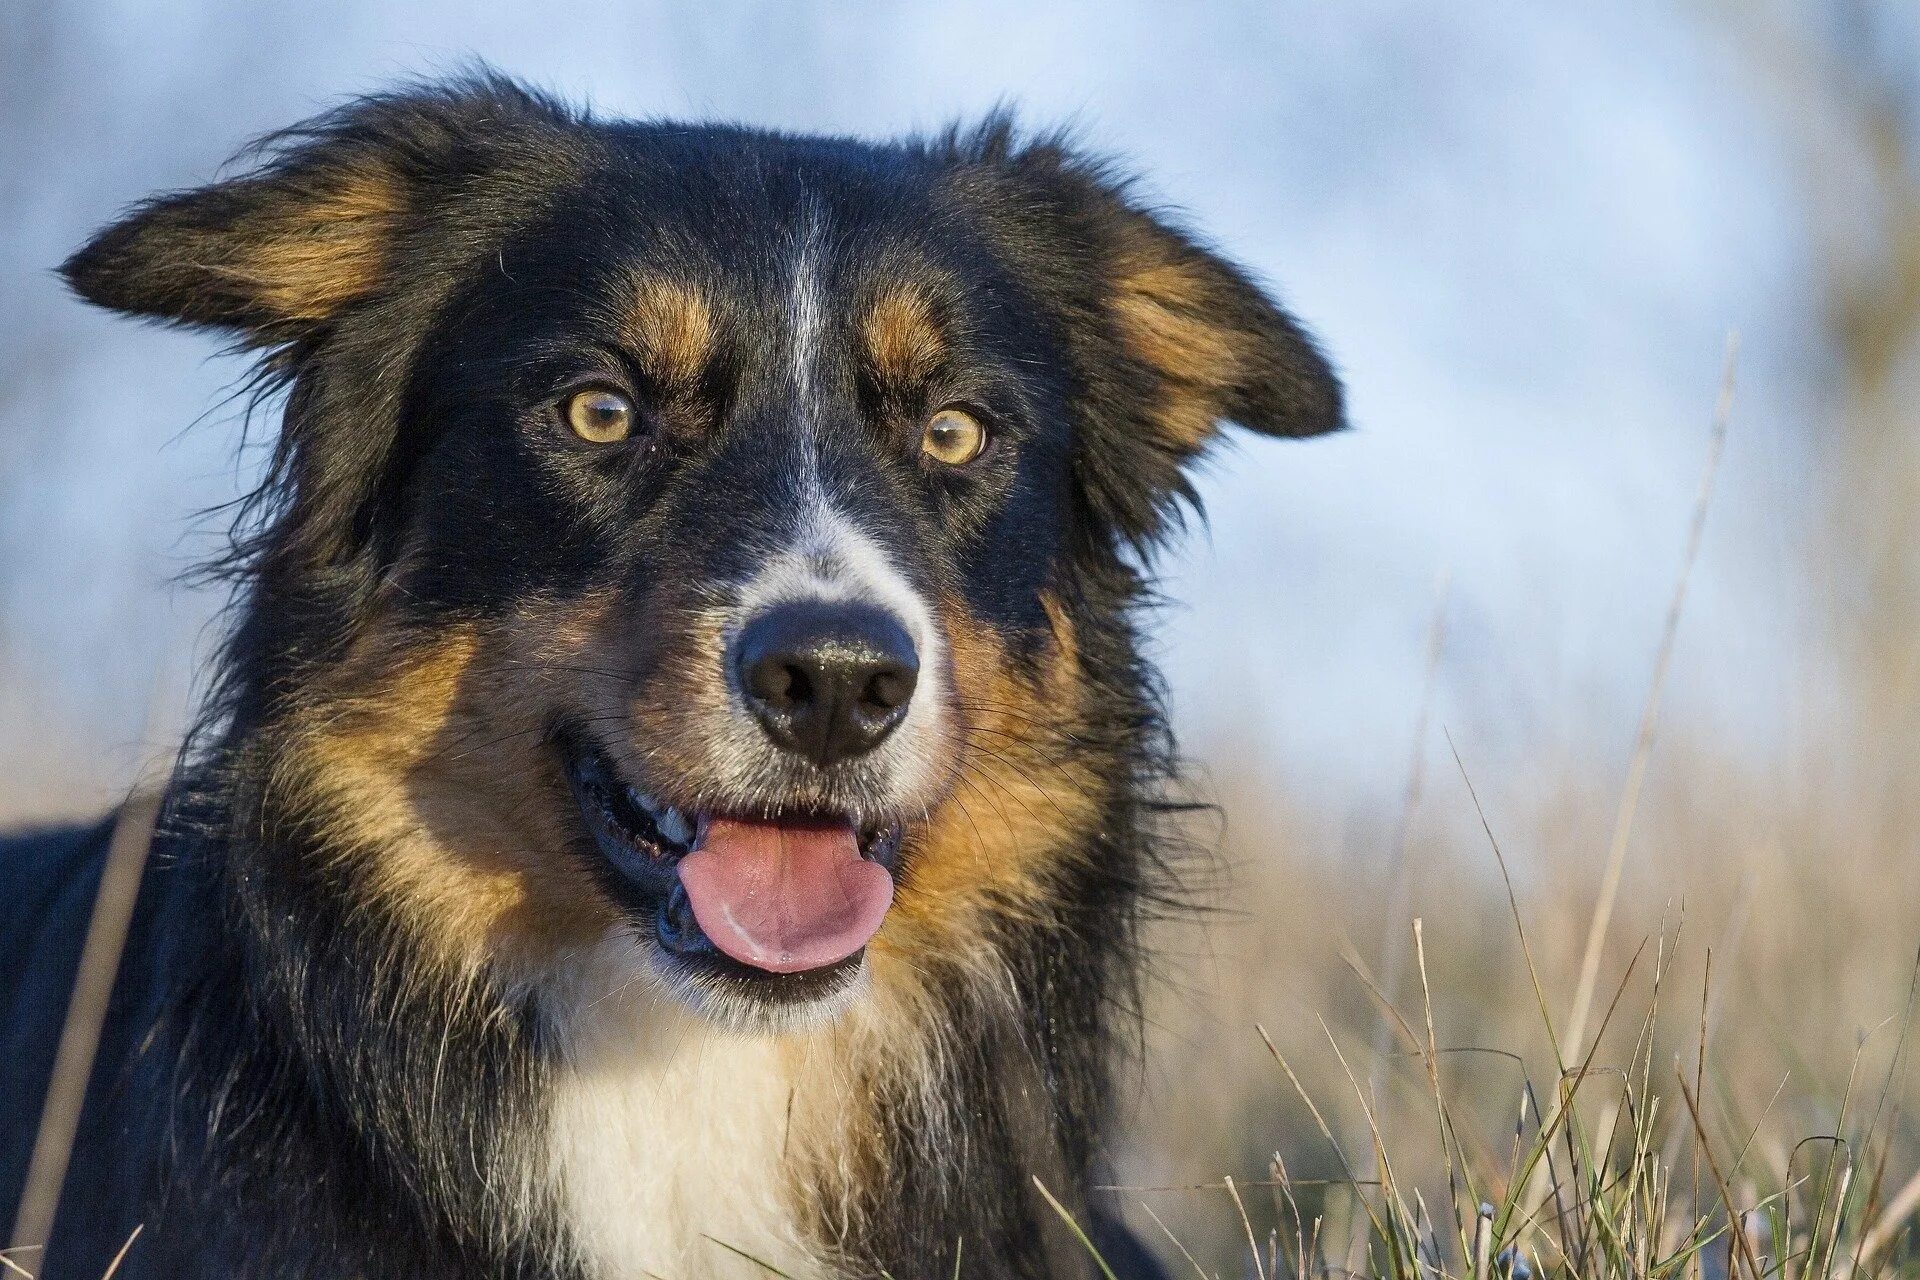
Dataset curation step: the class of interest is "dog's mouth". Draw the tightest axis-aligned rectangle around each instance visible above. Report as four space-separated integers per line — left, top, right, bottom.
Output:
559 733 904 987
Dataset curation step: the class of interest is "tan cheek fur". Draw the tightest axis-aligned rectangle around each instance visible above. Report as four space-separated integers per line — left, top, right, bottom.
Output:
871 592 1100 980
273 594 628 976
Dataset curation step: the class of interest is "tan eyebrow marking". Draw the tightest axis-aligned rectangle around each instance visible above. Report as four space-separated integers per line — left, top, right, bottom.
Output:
624 279 717 389
862 283 946 386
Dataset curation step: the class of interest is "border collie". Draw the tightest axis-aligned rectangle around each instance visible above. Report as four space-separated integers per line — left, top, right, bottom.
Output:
1 73 1342 1279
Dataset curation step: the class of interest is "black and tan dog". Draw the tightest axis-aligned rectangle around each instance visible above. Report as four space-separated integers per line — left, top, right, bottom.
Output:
0 74 1342 1279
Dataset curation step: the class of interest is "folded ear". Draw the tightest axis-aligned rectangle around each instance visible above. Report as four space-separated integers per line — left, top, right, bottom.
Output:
61 74 574 347
954 123 1344 546
1103 208 1345 448
61 75 585 596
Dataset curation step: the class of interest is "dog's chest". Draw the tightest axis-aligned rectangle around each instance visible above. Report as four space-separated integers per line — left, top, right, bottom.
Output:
543 962 833 1280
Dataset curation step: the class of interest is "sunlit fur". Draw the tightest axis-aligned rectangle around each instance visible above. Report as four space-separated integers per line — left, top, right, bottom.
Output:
0 71 1343 1280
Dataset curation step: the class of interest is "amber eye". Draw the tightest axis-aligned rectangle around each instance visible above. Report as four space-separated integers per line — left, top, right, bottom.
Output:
563 388 637 443
920 407 989 467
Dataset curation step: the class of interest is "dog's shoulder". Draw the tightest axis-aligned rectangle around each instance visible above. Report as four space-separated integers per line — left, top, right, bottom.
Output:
0 816 116 1211
0 815 117 1039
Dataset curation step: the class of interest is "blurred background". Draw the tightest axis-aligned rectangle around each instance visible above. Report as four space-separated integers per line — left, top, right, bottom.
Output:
4 1 1917 1273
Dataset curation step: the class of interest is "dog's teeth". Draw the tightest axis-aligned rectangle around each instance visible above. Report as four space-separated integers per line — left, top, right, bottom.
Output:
656 808 693 846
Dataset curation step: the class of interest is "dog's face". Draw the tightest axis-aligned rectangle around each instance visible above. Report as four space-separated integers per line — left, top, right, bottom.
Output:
66 79 1341 1028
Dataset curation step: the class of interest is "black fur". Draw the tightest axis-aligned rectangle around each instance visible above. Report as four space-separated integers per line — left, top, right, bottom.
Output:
3 73 1341 1279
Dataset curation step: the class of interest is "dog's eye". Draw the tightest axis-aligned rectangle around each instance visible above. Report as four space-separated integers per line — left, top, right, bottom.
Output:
920 407 989 468
563 388 636 444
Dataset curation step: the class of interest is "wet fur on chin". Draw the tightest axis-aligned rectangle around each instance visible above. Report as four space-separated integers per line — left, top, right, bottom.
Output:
0 67 1345 1280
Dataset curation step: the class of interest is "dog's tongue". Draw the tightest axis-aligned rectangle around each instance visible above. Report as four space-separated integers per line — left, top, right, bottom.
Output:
676 817 893 974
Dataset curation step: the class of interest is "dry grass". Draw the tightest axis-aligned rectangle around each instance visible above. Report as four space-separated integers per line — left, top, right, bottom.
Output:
1101 751 1920 1280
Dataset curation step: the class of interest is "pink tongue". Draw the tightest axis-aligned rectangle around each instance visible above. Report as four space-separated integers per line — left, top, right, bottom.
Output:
676 817 894 974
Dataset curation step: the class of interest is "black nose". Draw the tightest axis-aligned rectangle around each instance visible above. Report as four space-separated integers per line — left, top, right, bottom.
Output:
733 601 920 767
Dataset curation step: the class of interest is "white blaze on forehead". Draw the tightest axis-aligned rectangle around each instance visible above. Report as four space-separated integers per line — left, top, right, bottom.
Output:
787 198 827 408
763 194 934 654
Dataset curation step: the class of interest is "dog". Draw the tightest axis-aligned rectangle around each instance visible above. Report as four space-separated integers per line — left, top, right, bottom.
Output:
0 73 1342 1279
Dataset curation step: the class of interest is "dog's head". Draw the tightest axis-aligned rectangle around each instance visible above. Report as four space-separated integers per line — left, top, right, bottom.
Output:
66 76 1341 1029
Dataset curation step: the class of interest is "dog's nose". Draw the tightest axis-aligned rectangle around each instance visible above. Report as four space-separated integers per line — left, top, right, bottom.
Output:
733 601 920 767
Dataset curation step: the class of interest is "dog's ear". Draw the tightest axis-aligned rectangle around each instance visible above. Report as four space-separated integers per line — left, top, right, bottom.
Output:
956 123 1344 545
61 74 575 348
1098 207 1345 449
62 75 586 599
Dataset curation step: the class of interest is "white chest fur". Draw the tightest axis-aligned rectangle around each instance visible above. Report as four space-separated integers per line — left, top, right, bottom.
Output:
541 934 834 1280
